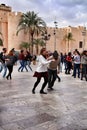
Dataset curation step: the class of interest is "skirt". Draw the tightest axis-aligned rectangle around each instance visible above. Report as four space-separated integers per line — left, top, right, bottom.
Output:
33 71 48 78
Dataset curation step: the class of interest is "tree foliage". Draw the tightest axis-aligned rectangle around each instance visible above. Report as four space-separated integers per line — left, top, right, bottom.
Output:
63 32 75 52
17 11 46 54
33 38 45 54
20 42 30 50
0 38 3 46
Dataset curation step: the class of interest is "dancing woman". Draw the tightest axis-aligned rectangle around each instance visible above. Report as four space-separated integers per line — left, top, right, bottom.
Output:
32 48 52 94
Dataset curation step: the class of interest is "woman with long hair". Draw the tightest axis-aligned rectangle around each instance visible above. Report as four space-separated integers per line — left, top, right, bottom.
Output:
32 48 52 94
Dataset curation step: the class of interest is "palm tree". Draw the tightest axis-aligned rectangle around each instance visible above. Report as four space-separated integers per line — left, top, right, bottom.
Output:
33 38 46 54
19 41 30 51
16 11 46 54
0 38 3 46
63 32 74 52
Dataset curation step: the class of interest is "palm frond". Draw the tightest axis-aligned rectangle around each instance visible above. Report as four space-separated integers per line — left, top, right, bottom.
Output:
0 38 3 46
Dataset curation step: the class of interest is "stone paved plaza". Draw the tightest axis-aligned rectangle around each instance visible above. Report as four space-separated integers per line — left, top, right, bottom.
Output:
0 63 87 130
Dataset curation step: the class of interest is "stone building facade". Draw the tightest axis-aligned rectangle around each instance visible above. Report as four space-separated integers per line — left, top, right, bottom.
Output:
0 4 87 54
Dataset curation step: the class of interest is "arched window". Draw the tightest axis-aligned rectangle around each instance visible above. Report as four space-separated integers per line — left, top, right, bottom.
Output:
79 41 82 48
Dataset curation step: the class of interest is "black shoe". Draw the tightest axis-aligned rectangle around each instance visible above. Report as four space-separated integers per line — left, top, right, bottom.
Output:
32 89 35 94
58 78 61 82
40 91 47 94
6 76 9 80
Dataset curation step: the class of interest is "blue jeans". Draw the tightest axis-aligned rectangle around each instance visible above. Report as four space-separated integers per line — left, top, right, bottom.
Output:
21 60 28 71
73 63 80 78
18 60 28 72
27 60 33 71
0 63 3 72
2 64 7 78
0 63 7 77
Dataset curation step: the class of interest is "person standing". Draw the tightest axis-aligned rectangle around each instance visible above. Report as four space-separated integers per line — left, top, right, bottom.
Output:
6 50 17 80
0 48 7 78
73 50 81 78
32 48 52 94
80 50 87 81
65 52 72 74
47 50 60 90
18 50 28 72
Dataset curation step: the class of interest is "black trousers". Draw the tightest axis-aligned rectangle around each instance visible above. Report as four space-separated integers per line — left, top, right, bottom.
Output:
81 64 87 80
7 65 13 79
48 69 57 88
33 76 48 92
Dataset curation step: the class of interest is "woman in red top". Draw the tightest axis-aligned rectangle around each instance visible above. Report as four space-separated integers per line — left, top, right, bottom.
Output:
65 52 72 74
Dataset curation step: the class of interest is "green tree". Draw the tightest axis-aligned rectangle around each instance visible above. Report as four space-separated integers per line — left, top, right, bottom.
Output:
63 32 74 52
33 38 45 54
0 38 3 46
19 41 30 51
16 11 46 54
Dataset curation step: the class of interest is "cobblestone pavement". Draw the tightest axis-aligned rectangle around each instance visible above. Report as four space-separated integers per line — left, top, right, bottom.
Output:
0 64 87 130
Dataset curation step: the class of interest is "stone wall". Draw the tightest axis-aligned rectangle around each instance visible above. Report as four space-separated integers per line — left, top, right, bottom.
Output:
0 4 87 54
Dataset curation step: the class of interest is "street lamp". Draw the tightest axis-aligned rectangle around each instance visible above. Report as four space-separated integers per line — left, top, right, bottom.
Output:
41 30 51 48
54 21 58 50
82 26 86 50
